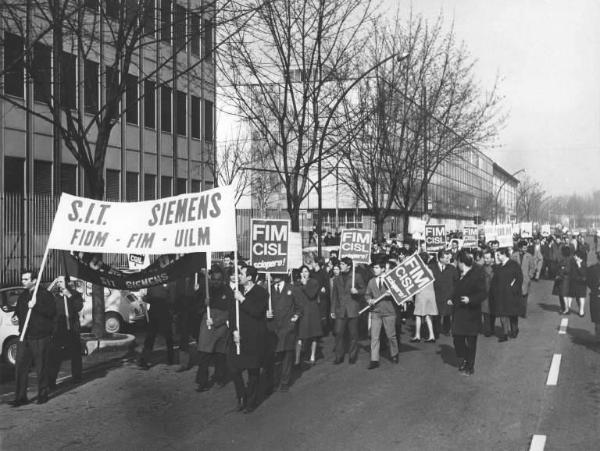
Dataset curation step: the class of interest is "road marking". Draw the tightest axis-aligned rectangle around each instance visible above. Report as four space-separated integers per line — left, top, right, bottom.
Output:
546 354 561 386
529 434 546 451
558 318 568 334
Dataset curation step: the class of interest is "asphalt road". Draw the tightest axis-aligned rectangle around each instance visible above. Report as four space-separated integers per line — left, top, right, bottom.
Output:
1 275 598 450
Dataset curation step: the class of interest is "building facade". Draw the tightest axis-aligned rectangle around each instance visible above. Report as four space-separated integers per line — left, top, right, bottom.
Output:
1 1 216 285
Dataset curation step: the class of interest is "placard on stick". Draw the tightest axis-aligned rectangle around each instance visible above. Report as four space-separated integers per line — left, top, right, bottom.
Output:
383 254 435 305
250 218 290 273
425 225 446 252
339 228 372 264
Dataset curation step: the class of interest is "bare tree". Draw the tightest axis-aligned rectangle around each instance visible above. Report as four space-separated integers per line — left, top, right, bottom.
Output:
214 129 251 205
0 0 257 336
516 175 545 222
218 0 375 232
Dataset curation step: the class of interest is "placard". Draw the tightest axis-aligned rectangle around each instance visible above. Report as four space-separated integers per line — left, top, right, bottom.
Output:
425 225 446 252
339 228 372 264
250 218 290 273
383 254 435 305
462 227 479 248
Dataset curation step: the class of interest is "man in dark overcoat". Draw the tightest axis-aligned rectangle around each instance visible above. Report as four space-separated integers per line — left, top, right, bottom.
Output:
330 257 366 364
489 248 523 341
448 250 487 375
195 265 234 391
230 265 269 413
12 269 56 406
264 273 302 393
430 249 458 338
587 252 600 340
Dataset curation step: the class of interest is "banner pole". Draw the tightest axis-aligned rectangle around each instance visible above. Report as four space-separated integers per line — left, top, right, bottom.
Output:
63 295 70 331
20 245 51 342
266 273 272 313
205 251 212 330
233 251 240 355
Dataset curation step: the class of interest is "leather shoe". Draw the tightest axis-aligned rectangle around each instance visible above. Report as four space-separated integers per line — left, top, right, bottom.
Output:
367 361 379 370
243 404 256 414
424 338 436 343
458 360 467 372
36 395 49 405
498 335 508 342
236 396 246 412
409 337 421 343
9 399 29 408
333 358 344 365
392 355 399 364
196 385 210 392
349 357 357 364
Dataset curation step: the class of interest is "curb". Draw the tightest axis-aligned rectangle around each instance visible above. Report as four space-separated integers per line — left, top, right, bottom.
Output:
81 333 136 355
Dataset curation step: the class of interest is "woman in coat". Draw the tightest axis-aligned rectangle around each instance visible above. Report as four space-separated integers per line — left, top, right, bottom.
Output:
568 249 588 317
553 246 572 314
448 250 487 375
586 252 600 339
489 248 523 341
294 265 323 365
411 282 438 343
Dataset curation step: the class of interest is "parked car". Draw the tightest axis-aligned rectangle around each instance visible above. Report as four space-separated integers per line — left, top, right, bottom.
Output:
0 286 25 366
49 277 147 334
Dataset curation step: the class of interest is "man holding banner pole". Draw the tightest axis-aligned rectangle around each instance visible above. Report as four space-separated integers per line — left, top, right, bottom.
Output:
12 269 57 407
330 257 366 365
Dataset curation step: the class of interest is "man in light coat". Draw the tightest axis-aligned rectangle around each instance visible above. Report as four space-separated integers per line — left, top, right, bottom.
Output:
510 240 536 331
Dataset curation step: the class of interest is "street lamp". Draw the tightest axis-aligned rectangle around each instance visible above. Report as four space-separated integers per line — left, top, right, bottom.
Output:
494 168 525 224
315 51 410 258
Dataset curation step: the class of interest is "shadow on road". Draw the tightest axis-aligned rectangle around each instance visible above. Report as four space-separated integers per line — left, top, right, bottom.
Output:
537 302 562 313
436 344 458 368
567 327 600 354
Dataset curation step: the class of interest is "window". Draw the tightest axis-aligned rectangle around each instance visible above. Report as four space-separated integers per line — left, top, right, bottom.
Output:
126 171 139 201
126 73 138 124
106 66 120 111
161 85 172 132
61 164 77 195
202 19 213 60
34 161 52 194
204 180 214 191
144 80 156 128
176 90 186 136
144 173 156 200
4 157 24 193
32 44 51 102
85 0 99 9
106 169 120 201
160 0 171 43
190 13 200 56
3 33 24 98
174 5 186 50
160 175 172 197
191 95 200 138
176 177 186 194
84 60 99 114
106 0 119 19
191 179 201 192
143 0 155 35
204 99 213 141
60 52 77 109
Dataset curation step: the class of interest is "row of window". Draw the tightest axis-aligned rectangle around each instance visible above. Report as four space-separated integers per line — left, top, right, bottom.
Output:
3 33 214 141
84 0 213 58
3 157 210 200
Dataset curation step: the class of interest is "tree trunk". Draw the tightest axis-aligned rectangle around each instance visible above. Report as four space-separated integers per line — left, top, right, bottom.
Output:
375 211 386 243
402 210 411 241
84 167 108 338
289 207 300 233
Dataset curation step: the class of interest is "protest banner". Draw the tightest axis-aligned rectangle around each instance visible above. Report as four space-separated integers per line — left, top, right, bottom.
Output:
288 232 303 268
462 226 479 248
541 224 551 237
425 225 446 252
339 229 372 264
496 224 514 247
63 252 206 290
409 218 426 240
483 225 497 243
46 186 237 254
520 222 533 238
250 218 290 273
383 254 435 306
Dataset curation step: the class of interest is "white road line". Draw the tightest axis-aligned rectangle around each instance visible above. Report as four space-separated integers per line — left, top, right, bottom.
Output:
529 434 547 451
558 318 568 335
546 354 562 386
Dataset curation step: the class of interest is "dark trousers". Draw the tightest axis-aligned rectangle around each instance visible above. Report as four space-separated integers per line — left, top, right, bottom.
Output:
334 317 358 361
15 337 51 401
231 368 260 408
141 316 174 364
434 315 452 337
195 351 226 387
48 332 82 387
453 335 478 370
558 295 566 311
263 350 294 389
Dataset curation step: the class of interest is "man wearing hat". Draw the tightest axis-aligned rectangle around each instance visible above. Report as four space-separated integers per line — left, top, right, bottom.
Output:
330 257 366 364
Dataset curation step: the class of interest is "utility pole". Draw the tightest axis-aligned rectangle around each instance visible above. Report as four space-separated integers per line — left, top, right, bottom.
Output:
422 85 428 217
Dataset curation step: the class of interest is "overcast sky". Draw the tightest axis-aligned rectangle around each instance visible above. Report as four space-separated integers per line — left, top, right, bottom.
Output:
385 0 600 196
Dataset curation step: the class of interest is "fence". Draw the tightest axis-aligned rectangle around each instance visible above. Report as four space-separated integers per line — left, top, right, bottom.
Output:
1 197 312 286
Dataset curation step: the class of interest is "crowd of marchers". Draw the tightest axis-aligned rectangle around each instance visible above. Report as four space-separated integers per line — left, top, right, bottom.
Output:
7 232 600 414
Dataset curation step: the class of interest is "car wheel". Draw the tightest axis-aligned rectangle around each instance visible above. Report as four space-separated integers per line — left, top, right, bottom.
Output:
3 337 18 366
105 312 123 334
